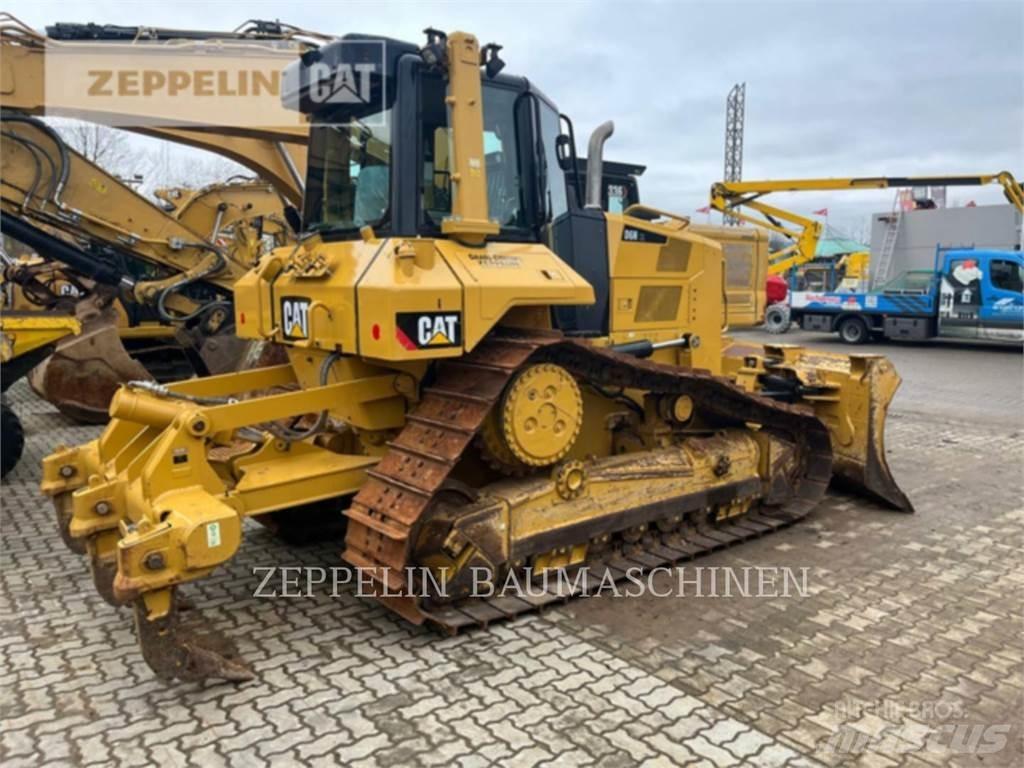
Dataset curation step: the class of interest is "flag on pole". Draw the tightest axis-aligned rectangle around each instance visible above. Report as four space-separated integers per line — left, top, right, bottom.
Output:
813 208 829 216
696 206 711 213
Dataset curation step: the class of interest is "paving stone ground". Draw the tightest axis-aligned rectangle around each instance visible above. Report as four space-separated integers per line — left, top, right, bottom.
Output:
1 336 1021 767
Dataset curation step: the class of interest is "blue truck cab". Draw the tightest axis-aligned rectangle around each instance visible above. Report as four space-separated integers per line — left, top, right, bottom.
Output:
789 248 1024 344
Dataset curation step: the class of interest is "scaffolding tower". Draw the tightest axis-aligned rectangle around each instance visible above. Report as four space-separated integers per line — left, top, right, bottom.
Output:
723 83 745 226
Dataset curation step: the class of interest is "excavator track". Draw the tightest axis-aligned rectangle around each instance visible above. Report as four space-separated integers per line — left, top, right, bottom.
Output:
343 329 833 630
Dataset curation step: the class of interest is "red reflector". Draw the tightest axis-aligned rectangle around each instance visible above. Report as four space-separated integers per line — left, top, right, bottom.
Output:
239 312 246 324
372 323 381 340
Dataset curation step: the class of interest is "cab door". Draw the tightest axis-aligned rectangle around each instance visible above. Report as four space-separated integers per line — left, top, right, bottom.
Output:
937 254 984 339
978 255 1024 342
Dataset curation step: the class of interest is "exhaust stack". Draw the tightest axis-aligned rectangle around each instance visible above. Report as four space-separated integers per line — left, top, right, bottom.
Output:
585 121 615 209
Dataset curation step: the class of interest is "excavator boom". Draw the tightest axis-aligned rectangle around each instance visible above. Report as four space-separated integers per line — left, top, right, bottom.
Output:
0 13 317 204
0 116 288 420
0 15 326 419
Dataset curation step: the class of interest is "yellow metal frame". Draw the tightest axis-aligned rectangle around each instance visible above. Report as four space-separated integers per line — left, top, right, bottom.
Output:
40 358 409 618
439 32 500 243
710 172 1023 276
0 312 80 362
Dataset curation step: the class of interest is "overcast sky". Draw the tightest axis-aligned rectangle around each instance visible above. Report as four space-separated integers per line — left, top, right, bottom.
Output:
9 0 1023 239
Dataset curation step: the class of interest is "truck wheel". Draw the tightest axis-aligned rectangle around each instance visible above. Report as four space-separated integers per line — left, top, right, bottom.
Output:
764 304 791 334
2 403 25 478
838 316 869 345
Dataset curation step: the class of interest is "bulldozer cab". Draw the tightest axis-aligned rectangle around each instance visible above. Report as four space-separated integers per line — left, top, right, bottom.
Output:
286 32 700 346
291 34 566 245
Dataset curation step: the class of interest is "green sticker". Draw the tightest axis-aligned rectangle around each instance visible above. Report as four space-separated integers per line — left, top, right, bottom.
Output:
206 521 222 548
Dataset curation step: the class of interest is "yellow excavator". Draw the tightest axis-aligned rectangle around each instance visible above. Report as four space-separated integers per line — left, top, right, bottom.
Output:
0 16 327 419
0 116 298 420
40 29 911 682
710 173 1024 331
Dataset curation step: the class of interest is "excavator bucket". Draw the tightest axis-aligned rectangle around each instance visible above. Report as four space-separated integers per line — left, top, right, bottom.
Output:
725 342 913 512
28 306 152 423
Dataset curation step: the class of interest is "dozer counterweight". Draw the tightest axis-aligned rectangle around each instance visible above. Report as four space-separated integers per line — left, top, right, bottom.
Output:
40 28 911 682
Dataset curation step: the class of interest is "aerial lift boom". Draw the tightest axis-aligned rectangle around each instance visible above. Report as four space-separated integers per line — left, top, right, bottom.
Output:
710 172 1024 276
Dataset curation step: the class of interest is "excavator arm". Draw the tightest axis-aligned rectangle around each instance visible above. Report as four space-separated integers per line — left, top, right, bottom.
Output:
0 110 302 421
0 13 317 205
154 181 291 244
0 15 329 420
0 116 248 307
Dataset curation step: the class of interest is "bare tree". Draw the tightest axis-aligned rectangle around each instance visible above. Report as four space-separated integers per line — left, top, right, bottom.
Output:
56 121 120 166
47 119 252 200
145 141 248 192
48 119 150 184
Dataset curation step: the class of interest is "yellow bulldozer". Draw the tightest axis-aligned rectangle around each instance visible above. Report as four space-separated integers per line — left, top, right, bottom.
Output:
40 29 911 682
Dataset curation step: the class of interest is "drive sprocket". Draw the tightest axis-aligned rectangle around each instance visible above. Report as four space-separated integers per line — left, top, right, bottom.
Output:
479 362 583 473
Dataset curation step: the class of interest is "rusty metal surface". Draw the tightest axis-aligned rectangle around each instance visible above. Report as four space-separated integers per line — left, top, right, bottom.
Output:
132 598 255 683
343 328 834 630
29 308 289 424
342 333 547 622
52 493 85 555
28 307 152 423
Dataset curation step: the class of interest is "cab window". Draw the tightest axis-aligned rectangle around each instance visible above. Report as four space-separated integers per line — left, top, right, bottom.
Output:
537 103 568 221
990 259 1023 293
606 183 628 214
419 75 527 234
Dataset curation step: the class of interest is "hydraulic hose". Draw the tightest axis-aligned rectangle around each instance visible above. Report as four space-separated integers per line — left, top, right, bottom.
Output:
0 215 131 288
256 350 342 442
0 113 70 203
0 130 53 208
153 245 231 323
